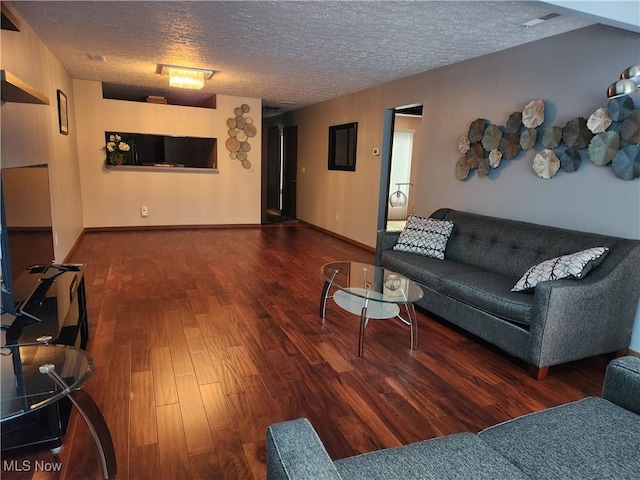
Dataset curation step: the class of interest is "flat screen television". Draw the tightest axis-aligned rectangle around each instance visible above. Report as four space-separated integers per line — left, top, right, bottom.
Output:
105 132 217 169
1 165 55 315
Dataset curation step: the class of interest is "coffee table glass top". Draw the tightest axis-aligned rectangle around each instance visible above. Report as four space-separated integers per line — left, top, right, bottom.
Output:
1 344 94 422
321 261 423 304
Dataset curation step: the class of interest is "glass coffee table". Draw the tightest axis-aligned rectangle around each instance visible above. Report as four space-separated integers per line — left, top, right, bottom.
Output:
1 343 116 479
320 261 424 357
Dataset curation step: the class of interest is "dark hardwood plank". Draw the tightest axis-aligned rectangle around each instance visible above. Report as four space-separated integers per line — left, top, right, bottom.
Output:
1 225 609 480
130 371 157 446
156 403 192 480
151 346 178 406
199 383 233 430
210 427 253 480
175 375 215 455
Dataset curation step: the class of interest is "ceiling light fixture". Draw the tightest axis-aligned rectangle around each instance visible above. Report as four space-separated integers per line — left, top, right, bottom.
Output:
158 64 214 90
607 64 640 98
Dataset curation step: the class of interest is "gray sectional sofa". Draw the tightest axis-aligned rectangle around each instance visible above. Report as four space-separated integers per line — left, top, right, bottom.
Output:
266 356 640 479
375 208 640 379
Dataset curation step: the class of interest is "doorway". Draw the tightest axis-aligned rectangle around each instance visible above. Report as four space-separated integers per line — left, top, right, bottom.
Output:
377 105 423 231
266 125 298 223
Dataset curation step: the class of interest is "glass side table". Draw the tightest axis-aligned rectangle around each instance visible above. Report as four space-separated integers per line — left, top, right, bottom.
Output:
1 343 116 479
320 261 424 357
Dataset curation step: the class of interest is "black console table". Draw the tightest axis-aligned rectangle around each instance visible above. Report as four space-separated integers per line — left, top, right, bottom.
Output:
6 264 88 349
1 344 116 479
1 264 90 455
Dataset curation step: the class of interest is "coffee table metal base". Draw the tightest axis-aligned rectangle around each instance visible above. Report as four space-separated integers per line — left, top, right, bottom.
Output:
321 285 419 357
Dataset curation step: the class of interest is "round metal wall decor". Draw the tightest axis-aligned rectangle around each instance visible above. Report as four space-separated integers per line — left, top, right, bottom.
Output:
468 119 487 143
611 144 640 180
559 148 582 172
465 143 484 169
520 128 537 150
499 132 521 159
482 125 502 151
226 104 254 169
489 149 502 168
621 109 640 144
477 157 490 177
587 107 612 134
562 117 592 149
455 156 471 181
588 131 620 166
457 135 470 154
542 126 563 149
455 97 638 181
506 112 522 133
532 149 560 179
607 96 634 121
522 100 545 128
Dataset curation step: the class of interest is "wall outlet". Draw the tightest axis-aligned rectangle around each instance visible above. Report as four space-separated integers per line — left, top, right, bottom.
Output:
55 233 59 246
335 212 340 221
141 206 148 217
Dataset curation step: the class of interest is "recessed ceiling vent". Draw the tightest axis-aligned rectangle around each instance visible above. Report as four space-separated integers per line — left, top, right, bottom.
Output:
521 12 560 28
87 54 107 63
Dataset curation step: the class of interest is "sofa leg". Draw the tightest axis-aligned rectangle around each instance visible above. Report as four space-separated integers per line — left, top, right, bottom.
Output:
528 364 549 380
614 348 627 358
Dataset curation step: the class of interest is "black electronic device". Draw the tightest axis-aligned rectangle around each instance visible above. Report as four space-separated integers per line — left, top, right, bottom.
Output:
1 265 89 452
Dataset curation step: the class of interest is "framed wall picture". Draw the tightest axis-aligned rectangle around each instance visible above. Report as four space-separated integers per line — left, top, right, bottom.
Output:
328 122 357 171
57 89 68 135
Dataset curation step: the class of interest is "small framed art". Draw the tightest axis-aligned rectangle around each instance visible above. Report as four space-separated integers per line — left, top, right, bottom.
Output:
57 89 68 135
328 122 357 171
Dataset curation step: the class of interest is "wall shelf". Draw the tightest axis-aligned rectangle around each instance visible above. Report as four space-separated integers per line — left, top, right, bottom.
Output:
1 4 20 31
105 164 220 174
1 70 50 105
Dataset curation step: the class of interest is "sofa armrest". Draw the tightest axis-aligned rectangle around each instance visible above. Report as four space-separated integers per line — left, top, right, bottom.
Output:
266 418 342 480
375 230 400 266
528 245 640 368
602 356 640 415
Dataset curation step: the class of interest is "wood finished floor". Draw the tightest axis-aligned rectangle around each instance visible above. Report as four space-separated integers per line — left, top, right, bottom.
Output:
1 224 609 480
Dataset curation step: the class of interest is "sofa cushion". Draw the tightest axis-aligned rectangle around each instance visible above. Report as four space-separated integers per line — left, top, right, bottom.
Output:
380 250 481 290
334 432 530 480
478 397 640 480
511 246 609 292
393 215 454 260
439 271 534 325
431 209 620 279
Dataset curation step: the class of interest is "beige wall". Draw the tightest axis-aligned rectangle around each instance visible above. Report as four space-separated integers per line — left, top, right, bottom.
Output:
74 81 262 228
1 5 83 261
2 166 52 227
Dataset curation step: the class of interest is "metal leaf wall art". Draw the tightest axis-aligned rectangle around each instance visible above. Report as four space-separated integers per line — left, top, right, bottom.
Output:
455 96 639 181
226 103 254 169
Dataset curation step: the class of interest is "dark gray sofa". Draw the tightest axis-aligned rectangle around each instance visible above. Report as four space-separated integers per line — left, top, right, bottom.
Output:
375 208 640 379
266 356 640 479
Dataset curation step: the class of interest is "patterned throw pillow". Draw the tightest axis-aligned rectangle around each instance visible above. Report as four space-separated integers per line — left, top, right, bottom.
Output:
393 215 455 260
511 247 609 292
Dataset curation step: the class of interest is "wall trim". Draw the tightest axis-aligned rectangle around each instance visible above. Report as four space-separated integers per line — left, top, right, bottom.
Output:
63 229 86 263
84 224 262 232
299 220 375 253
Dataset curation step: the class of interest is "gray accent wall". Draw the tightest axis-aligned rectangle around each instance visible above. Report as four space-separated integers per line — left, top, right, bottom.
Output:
276 24 640 351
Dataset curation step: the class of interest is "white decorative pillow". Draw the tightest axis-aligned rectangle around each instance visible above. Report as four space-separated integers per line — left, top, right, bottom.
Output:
511 247 609 292
393 215 455 260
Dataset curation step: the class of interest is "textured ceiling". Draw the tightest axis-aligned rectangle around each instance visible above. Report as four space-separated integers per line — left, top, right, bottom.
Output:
8 1 596 111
